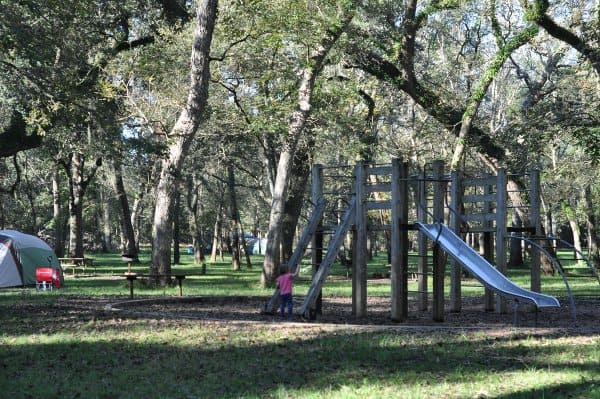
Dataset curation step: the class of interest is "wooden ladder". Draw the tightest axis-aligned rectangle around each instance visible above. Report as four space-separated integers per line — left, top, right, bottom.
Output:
261 198 327 314
298 196 356 317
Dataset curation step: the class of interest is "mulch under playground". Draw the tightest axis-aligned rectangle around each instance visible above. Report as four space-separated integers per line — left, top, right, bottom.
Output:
98 294 599 334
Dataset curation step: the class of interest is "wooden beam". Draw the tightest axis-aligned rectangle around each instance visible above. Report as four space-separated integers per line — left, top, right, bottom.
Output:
432 160 445 322
390 158 408 321
352 162 368 317
449 170 462 312
495 169 508 313
530 170 541 293
417 169 428 311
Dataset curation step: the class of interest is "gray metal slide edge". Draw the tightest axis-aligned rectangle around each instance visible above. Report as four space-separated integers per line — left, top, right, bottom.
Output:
415 223 560 308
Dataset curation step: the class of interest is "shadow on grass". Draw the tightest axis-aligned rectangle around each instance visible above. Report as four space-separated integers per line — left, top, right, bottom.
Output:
1 296 599 399
495 380 600 399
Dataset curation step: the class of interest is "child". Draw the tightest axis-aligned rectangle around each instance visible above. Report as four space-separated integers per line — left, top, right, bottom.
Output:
276 268 295 319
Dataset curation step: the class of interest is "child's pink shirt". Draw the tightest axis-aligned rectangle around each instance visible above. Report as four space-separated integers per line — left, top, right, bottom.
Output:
276 273 294 295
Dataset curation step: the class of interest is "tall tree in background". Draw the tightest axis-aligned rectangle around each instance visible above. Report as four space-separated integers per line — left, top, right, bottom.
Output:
60 151 103 257
112 159 139 260
151 0 218 282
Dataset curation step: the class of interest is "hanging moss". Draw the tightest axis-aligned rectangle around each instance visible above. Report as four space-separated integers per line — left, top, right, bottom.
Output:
523 0 550 23
462 25 539 121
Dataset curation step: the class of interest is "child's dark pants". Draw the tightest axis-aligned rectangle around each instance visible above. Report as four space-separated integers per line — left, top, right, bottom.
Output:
280 293 293 318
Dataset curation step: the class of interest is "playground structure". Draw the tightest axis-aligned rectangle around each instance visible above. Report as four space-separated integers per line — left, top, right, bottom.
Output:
265 158 599 323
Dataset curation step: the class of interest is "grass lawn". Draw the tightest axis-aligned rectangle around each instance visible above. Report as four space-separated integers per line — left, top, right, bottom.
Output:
0 249 598 398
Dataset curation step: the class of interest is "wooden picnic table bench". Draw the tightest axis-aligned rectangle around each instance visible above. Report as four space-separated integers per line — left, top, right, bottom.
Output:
58 257 95 276
123 273 186 299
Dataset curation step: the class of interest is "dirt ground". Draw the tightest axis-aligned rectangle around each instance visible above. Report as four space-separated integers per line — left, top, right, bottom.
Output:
93 293 600 334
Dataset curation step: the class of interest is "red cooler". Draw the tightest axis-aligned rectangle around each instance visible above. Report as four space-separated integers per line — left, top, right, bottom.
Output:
36 267 62 289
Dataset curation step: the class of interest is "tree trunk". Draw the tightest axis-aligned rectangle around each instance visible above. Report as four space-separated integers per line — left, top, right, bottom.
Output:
67 156 85 258
186 178 206 273
101 188 112 252
562 199 583 262
505 178 555 275
541 195 555 239
227 163 241 271
281 144 311 263
583 186 600 268
151 0 217 283
130 195 142 251
261 135 278 197
508 209 525 268
113 160 138 260
241 226 252 269
194 232 206 273
210 206 222 263
63 152 101 258
52 167 66 258
261 12 353 287
23 166 37 234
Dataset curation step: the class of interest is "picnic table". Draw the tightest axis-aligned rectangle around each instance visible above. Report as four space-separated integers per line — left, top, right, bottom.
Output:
58 257 95 276
123 273 186 299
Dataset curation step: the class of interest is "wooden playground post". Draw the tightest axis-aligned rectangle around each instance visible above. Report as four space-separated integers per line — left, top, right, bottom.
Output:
495 169 508 313
310 164 324 318
353 161 368 317
432 160 445 322
449 170 462 312
530 170 542 293
417 168 428 311
391 158 409 321
483 176 495 311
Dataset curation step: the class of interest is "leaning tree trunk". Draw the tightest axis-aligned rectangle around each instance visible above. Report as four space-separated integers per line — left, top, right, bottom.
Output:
261 12 353 287
280 143 312 263
150 0 217 284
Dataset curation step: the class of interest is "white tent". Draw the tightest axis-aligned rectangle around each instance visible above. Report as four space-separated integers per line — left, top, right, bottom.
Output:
0 230 62 288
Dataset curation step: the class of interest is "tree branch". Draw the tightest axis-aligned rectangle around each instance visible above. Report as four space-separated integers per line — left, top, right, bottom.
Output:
525 0 600 75
210 34 255 62
346 48 505 161
114 36 156 53
0 111 42 158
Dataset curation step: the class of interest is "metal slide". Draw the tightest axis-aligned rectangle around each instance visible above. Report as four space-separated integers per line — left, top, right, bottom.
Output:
416 223 560 308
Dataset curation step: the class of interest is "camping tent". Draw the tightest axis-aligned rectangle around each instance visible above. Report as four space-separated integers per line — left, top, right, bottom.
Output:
246 238 268 255
0 230 62 288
